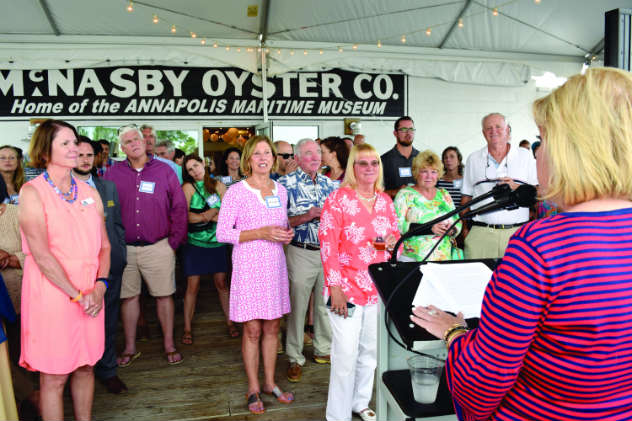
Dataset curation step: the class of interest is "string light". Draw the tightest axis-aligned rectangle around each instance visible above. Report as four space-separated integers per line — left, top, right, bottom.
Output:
213 42 218 48
200 39 206 45
190 32 197 38
352 44 358 50
170 25 176 33
126 1 133 12
236 47 241 52
458 18 464 28
534 0 541 3
303 50 308 55
152 14 159 24
377 40 382 48
225 46 230 51
338 46 343 53
290 50 295 55
425 27 432 36
265 48 270 53
492 7 499 16
247 47 253 52
277 49 281 54
319 49 324 55
401 35 406 43
257 47 262 52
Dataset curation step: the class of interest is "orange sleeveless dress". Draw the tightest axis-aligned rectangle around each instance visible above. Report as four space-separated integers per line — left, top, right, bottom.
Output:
19 174 104 374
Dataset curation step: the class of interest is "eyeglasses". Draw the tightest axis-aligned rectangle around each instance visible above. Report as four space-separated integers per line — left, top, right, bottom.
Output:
355 160 380 168
118 124 139 135
397 127 416 133
278 153 294 159
474 154 526 187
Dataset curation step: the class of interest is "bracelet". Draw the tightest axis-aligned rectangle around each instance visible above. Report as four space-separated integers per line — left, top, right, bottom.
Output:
70 291 82 302
443 322 467 342
446 329 468 348
96 277 109 290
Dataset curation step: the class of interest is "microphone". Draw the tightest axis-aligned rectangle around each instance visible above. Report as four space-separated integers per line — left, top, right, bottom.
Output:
464 184 536 219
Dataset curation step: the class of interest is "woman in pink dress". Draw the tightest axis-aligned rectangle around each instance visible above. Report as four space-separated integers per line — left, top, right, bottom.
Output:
319 143 400 421
19 119 111 421
216 135 295 415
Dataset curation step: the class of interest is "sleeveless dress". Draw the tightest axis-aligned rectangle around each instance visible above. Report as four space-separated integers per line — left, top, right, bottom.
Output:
19 174 104 374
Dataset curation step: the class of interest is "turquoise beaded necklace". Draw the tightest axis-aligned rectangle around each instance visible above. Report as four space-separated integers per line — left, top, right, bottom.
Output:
43 170 78 203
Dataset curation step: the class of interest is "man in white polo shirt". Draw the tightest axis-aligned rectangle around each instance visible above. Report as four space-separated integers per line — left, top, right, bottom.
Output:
460 113 538 259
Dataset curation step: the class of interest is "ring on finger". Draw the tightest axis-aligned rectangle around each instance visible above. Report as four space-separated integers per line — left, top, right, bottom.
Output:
428 310 437 316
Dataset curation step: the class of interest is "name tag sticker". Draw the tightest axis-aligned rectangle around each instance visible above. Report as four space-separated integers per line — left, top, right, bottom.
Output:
221 176 232 184
265 195 282 209
81 197 95 206
207 194 220 208
107 200 115 207
139 181 156 194
399 167 412 177
453 179 463 189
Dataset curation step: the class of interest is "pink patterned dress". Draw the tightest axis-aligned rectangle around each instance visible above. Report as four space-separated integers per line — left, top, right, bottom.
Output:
216 180 291 322
20 175 104 374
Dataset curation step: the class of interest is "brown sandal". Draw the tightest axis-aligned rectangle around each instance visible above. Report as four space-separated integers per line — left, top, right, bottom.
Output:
181 331 193 345
246 392 265 414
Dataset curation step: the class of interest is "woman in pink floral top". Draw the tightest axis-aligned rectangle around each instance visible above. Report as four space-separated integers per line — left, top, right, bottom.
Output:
318 143 400 421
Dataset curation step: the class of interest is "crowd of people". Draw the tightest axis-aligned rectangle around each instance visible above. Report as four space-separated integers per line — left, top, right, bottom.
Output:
0 66 630 421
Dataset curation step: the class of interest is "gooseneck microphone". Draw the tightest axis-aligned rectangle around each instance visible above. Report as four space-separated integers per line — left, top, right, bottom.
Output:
462 184 537 219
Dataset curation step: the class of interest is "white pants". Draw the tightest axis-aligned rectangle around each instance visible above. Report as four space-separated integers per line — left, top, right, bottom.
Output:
326 303 377 421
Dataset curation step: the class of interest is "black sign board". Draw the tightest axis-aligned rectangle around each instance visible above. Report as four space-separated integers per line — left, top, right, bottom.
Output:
0 66 406 119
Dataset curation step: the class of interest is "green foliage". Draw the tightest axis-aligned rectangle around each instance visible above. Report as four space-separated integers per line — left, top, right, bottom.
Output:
156 130 197 154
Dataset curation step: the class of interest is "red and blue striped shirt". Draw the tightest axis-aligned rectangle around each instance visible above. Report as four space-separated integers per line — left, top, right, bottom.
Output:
447 207 632 420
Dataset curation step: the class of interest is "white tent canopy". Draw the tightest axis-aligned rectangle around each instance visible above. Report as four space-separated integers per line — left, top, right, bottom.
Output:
0 0 628 82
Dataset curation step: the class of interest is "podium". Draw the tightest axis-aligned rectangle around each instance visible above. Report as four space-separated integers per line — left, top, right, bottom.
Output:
368 259 498 420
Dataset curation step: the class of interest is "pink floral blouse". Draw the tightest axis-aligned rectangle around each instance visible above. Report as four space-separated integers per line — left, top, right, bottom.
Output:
318 186 400 306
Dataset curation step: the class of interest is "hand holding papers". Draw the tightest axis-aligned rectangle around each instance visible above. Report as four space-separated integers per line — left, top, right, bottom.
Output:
412 262 493 319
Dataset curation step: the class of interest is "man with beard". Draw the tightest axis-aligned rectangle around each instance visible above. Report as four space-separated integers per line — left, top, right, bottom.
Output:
380 116 419 198
72 137 128 393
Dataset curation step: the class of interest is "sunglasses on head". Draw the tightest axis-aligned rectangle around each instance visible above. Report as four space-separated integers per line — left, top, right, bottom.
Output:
279 153 294 159
118 123 138 135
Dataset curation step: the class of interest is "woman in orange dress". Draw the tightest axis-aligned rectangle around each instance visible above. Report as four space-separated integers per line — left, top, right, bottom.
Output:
19 119 111 421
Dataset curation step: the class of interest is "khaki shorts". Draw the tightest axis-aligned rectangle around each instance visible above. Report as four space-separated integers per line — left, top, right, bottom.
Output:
120 238 176 299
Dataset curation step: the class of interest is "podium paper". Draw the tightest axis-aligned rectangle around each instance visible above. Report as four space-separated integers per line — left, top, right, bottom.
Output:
412 262 493 319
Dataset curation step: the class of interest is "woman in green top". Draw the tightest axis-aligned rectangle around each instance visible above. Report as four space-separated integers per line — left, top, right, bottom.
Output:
181 154 237 344
393 150 463 262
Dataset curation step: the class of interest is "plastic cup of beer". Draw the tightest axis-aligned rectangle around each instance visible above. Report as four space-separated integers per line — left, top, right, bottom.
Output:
407 354 445 404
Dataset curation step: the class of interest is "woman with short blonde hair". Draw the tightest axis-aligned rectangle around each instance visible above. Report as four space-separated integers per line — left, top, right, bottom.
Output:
411 67 632 420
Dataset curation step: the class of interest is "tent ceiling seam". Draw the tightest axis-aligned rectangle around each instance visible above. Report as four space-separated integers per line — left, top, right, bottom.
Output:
439 0 473 49
37 0 60 36
471 0 590 54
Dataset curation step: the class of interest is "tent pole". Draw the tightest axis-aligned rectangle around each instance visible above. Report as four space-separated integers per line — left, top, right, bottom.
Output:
261 46 269 123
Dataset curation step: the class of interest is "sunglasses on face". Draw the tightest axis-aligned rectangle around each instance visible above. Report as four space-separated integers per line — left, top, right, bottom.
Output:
355 160 380 168
278 153 294 159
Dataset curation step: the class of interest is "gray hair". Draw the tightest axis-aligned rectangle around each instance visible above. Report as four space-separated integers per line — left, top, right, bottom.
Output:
481 113 507 128
156 139 175 152
118 124 143 142
294 138 316 158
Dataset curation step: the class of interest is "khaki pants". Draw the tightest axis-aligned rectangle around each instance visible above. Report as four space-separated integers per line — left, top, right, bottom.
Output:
285 245 331 365
464 225 520 259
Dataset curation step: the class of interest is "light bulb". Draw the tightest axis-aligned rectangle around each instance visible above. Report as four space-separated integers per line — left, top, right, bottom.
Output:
213 43 218 48
458 18 464 28
352 44 358 50
303 50 308 55
534 0 541 3
377 40 382 48
338 47 343 53
126 1 133 12
277 49 281 54
290 50 295 56
191 32 197 38
200 39 206 45
492 8 499 16
426 27 432 36
226 46 230 51
319 49 324 55
170 25 176 33
401 35 406 43
152 15 159 24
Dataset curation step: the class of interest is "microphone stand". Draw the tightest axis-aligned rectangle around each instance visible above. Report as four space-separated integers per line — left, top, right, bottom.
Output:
388 184 510 263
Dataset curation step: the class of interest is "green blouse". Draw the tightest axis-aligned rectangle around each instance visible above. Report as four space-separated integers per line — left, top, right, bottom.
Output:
393 186 463 261
188 180 223 248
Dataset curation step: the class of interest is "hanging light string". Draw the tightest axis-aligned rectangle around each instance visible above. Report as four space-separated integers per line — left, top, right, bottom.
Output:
119 0 561 56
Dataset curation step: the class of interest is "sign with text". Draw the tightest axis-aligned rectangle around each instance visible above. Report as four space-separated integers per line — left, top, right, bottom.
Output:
0 66 406 119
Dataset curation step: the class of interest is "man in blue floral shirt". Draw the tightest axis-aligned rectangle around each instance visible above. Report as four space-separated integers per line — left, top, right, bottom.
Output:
278 138 337 383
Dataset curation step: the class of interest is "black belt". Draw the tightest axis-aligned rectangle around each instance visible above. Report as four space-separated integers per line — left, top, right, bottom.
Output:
472 221 525 229
290 241 320 251
127 238 165 247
